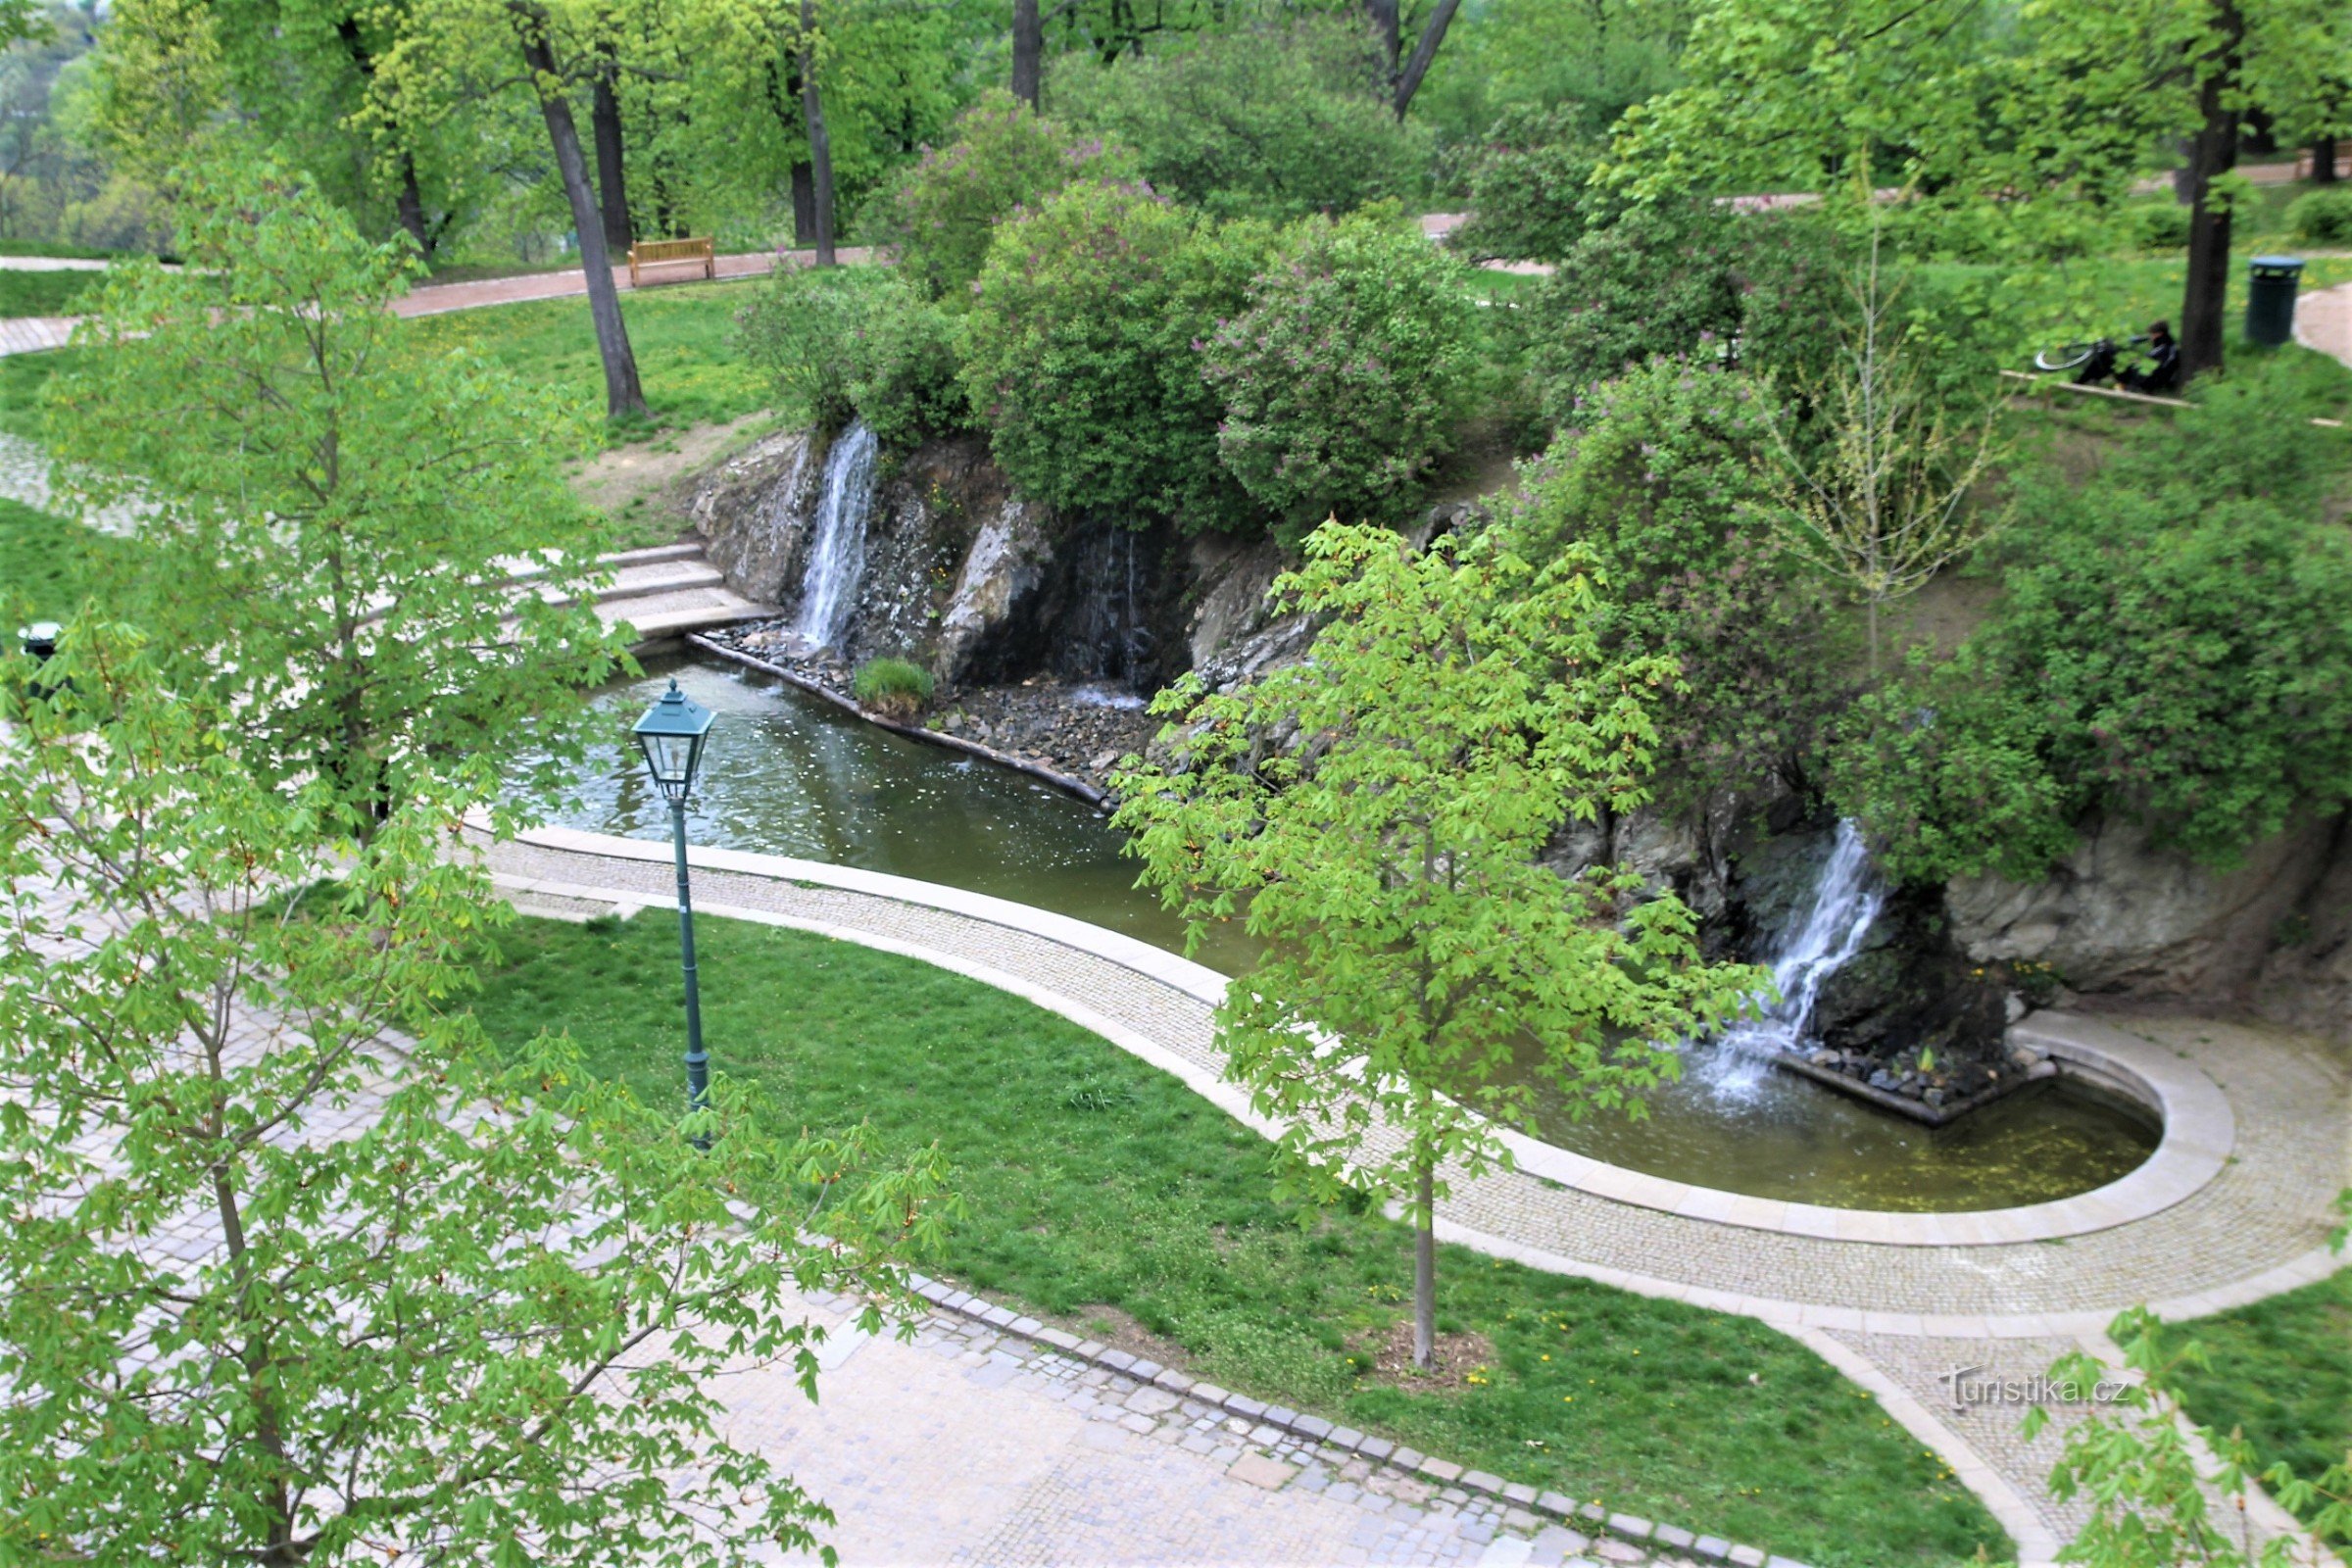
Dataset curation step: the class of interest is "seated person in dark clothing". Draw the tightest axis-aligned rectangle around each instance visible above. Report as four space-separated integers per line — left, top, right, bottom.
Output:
2121 320 2181 394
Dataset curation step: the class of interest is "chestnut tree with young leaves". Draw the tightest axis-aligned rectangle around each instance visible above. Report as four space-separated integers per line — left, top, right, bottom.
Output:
0 628 956 1566
1112 523 1758 1368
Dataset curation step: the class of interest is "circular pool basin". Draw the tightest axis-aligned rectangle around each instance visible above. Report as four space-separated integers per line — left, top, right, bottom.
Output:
545 657 2163 1216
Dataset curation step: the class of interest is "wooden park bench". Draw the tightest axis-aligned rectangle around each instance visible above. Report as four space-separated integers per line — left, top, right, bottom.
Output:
626 236 715 287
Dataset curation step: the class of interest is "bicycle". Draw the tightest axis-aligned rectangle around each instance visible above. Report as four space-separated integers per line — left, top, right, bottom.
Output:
2032 333 2152 383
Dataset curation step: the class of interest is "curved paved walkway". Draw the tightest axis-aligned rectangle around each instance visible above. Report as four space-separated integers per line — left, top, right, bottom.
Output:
483 823 2351 1568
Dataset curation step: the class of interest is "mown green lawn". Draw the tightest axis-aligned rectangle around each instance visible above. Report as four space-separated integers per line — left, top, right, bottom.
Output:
0 497 130 622
0 269 100 318
2166 1266 2352 1545
465 912 2007 1568
403 280 775 435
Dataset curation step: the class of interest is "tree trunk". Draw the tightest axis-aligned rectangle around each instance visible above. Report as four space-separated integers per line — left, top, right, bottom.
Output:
791 164 817 245
1364 0 1399 92
2178 0 2244 380
799 0 835 266
2315 137 2341 184
394 154 436 264
1011 0 1042 108
1392 0 1461 122
1412 1157 1436 1369
518 23 649 421
591 48 635 252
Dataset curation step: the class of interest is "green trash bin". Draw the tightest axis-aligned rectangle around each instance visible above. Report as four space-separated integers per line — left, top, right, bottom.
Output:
2246 255 2305 346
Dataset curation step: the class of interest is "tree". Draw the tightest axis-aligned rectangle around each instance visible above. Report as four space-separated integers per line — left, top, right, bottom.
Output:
797 0 835 264
380 0 650 418
1051 17 1422 223
1112 524 1757 1366
1011 0 1042 105
0 626 955 1566
42 157 625 835
1761 227 2006 672
1603 0 2352 379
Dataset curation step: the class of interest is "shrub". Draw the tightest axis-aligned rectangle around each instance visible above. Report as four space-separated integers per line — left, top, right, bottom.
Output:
2286 186 2352 244
1832 368 2352 882
2122 199 2193 251
1202 209 1480 529
1447 107 1600 264
868 90 1135 301
1050 18 1423 224
734 267 967 446
961 180 1270 531
1497 361 1849 802
1522 202 1843 422
852 656 934 717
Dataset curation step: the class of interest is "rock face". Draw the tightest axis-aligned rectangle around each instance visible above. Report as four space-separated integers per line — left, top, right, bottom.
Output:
1947 809 2352 1037
690 423 2352 1044
693 426 1223 694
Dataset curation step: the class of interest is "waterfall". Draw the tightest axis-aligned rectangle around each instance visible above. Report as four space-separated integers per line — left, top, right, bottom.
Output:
793 419 879 650
1706 818 1886 1097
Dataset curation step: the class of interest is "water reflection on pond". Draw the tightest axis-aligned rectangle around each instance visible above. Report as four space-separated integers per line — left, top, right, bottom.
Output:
555 656 1262 975
547 657 2159 1213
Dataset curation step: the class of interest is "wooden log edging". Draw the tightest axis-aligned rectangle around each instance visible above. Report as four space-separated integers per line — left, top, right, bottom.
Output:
684 634 1112 810
2000 368 2348 427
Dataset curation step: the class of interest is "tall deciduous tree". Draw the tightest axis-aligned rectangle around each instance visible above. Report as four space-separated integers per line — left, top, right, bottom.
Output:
379 0 650 418
1113 524 1757 1367
43 157 625 835
0 626 955 1566
1605 0 2352 378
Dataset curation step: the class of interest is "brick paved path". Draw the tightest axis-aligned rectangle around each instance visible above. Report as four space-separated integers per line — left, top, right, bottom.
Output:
484 827 2352 1568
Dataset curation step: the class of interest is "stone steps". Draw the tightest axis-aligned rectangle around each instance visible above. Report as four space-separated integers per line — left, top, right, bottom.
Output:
601 582 773 641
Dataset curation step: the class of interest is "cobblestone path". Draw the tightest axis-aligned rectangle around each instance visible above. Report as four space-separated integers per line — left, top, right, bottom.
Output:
483 827 2352 1568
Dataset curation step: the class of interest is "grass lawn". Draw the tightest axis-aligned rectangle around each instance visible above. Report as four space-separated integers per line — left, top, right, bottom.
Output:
0 497 131 621
2165 1266 2352 1545
0 269 100 318
403 279 776 435
466 912 2008 1568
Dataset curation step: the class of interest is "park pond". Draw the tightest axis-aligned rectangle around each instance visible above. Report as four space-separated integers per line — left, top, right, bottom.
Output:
547 656 2159 1215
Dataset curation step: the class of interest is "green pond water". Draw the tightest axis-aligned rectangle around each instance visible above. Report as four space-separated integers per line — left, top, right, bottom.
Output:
552 657 2158 1214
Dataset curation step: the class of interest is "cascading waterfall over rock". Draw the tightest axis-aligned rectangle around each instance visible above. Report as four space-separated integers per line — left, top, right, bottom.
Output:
793 419 879 649
1707 818 1886 1096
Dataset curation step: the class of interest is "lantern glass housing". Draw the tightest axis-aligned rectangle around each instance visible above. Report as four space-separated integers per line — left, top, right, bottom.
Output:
632 679 714 805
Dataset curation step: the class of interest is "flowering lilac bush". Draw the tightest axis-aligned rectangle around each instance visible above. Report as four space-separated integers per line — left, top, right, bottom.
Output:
1202 209 1479 528
870 90 1135 301
960 179 1269 531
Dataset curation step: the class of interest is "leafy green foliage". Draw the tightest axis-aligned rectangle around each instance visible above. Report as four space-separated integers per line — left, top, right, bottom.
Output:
0 627 955 1568
1522 202 1844 422
1202 208 1480 529
41 157 625 835
1497 361 1848 802
961 179 1268 532
468 910 2005 1568
1409 0 1687 158
852 655 934 715
1833 369 2352 883
2031 1302 2352 1564
1446 107 1602 264
1052 18 1424 224
2286 186 2352 244
2123 198 2194 252
2160 1267 2352 1547
1114 523 1759 1362
870 89 1135 302
735 264 966 445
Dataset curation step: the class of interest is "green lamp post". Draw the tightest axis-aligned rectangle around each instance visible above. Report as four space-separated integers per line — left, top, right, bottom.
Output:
633 678 717 1141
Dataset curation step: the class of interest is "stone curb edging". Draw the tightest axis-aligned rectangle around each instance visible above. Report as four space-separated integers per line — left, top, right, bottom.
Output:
514 812 2235 1251
894 1267 1820 1568
687 634 1112 808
